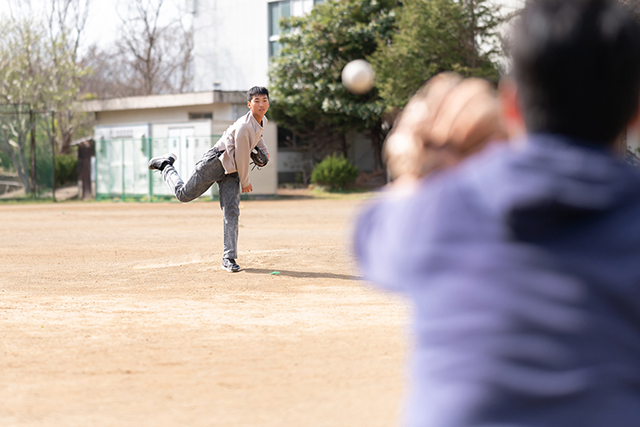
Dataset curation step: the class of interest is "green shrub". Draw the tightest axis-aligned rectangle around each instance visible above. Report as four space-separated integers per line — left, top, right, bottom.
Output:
37 153 78 187
54 153 78 186
310 153 358 191
0 150 13 172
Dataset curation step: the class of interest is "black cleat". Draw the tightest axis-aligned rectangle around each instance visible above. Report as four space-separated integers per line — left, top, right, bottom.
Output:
148 153 177 171
222 258 241 272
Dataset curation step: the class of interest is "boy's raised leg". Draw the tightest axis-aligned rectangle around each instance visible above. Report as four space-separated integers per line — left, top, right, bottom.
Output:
157 148 226 202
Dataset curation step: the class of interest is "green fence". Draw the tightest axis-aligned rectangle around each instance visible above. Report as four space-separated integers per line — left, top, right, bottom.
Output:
95 135 221 200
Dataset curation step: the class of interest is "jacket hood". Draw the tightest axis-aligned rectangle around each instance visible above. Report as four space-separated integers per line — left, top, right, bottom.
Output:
469 134 640 241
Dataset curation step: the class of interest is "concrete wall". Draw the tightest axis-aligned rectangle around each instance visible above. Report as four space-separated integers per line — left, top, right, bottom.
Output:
93 104 249 128
193 0 270 92
193 0 318 92
256 122 278 194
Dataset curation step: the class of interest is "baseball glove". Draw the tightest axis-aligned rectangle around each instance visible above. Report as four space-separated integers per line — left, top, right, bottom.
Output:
250 146 269 169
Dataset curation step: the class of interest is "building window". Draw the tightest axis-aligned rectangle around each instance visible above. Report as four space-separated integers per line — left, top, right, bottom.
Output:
269 1 291 57
269 0 324 57
188 112 213 120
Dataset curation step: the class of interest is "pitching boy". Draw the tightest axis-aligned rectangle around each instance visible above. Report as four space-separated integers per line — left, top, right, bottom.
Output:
148 86 270 272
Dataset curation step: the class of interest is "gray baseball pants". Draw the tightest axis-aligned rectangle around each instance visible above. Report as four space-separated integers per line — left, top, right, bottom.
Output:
161 147 240 260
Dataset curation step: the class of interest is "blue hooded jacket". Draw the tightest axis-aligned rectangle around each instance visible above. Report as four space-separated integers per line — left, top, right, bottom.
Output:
355 134 640 427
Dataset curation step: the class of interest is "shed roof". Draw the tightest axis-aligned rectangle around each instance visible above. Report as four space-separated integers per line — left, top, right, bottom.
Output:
71 135 94 146
81 90 246 113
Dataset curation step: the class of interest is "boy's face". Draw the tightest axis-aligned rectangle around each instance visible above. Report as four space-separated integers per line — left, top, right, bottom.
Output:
248 94 270 118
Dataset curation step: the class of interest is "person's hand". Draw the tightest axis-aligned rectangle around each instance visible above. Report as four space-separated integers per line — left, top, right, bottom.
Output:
242 184 253 193
430 78 505 157
384 72 507 180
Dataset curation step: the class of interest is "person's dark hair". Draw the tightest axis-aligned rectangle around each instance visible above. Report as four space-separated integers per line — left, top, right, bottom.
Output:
247 86 269 102
511 0 640 144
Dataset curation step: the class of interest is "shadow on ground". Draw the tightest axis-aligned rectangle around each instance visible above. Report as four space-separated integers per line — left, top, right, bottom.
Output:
243 268 359 281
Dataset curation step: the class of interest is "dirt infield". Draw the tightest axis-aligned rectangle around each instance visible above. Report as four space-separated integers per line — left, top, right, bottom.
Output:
0 192 409 427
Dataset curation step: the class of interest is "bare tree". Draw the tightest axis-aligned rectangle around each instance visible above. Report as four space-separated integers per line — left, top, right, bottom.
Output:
79 45 132 99
46 0 94 154
0 26 42 193
115 0 193 96
0 17 74 193
79 0 193 99
118 0 166 95
47 0 90 62
3 0 93 155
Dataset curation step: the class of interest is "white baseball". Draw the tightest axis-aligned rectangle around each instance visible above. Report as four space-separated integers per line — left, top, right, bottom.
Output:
342 59 375 95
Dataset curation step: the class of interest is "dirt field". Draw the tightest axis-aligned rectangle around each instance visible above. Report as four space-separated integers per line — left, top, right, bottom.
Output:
0 192 409 427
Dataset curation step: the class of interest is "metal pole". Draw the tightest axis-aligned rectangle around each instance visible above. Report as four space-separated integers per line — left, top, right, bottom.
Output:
51 110 56 202
30 107 36 198
95 140 99 200
146 136 152 200
122 139 125 200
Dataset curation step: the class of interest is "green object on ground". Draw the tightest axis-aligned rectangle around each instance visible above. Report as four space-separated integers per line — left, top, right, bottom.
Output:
270 271 280 275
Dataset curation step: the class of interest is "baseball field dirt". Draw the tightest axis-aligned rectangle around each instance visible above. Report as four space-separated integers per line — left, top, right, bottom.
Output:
0 190 409 427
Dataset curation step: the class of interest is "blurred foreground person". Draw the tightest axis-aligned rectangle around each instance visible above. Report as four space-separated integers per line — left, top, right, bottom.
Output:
354 0 640 426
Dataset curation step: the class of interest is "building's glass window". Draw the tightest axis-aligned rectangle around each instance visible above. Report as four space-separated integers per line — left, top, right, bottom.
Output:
269 0 323 57
269 1 291 57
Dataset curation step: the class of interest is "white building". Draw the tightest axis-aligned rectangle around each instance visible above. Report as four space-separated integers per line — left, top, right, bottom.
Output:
192 0 324 92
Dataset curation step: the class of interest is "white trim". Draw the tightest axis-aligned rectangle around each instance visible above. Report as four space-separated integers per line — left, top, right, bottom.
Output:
82 90 246 113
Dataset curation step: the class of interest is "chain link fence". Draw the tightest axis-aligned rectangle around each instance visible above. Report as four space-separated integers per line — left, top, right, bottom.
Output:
0 104 60 200
95 135 221 200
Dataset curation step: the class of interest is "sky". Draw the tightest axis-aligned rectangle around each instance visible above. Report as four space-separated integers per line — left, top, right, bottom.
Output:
82 0 122 48
0 0 189 55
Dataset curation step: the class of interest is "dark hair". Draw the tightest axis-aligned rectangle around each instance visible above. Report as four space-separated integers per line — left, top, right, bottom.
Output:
247 86 269 102
511 0 640 144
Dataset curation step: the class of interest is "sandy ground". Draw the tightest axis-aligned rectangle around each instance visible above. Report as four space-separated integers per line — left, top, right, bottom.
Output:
0 193 409 427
